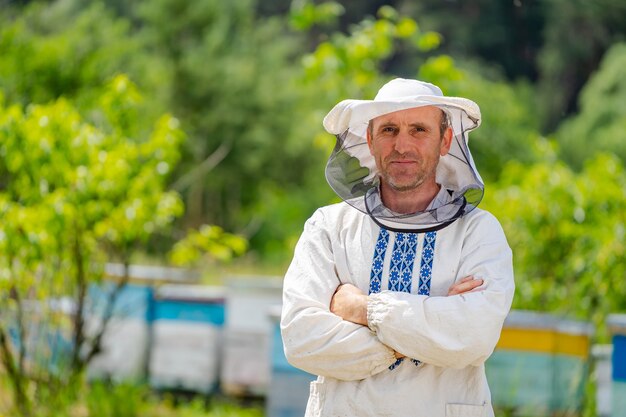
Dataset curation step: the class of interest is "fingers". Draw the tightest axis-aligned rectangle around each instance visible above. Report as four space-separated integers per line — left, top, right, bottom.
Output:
447 276 484 296
329 293 337 312
335 283 364 296
393 350 406 359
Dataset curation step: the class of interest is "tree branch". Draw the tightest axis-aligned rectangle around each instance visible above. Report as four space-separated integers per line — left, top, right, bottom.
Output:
70 225 87 377
12 289 27 377
0 324 31 417
171 141 231 192
82 260 130 365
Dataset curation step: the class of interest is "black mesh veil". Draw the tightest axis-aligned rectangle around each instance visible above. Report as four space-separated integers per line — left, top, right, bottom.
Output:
325 105 484 232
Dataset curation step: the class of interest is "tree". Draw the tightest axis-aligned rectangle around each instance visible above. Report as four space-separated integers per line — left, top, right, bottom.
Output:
0 0 159 111
388 0 626 134
401 0 545 82
418 58 540 182
0 76 241 416
136 0 320 234
555 42 626 170
537 0 626 131
0 0 307 260
482 143 626 338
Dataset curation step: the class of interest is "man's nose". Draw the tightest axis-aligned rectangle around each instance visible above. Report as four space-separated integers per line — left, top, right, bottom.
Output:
393 131 413 154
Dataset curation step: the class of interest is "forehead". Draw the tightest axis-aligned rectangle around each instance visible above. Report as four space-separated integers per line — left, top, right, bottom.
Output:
370 105 442 126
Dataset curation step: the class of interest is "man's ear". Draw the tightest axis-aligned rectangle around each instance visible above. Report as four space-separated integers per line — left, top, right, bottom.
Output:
366 122 374 151
440 127 453 156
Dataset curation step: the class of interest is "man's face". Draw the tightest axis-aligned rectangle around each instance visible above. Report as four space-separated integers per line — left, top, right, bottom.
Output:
367 106 452 192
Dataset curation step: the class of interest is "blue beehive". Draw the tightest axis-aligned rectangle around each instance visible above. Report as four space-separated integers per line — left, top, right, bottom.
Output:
149 284 225 394
486 310 593 416
221 277 283 396
87 263 198 382
608 314 626 417
86 281 155 381
266 305 315 417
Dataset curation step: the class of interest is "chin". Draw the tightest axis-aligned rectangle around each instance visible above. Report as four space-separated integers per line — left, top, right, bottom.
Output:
387 180 423 192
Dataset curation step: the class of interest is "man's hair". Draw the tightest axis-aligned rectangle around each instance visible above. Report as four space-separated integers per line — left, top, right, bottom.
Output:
439 110 450 137
368 109 451 139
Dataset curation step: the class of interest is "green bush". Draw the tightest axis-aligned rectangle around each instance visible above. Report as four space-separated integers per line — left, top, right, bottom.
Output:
483 145 626 339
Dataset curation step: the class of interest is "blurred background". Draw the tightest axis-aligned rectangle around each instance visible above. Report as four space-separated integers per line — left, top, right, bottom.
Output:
0 0 625 416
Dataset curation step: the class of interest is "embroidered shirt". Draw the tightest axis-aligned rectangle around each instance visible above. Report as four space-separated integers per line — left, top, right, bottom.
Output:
281 202 514 417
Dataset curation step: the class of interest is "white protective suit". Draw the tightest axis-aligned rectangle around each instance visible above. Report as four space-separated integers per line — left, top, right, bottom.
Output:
281 201 515 417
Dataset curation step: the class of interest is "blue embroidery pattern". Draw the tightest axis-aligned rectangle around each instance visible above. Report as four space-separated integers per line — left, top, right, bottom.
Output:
368 228 437 371
388 233 418 293
418 231 437 295
369 229 390 295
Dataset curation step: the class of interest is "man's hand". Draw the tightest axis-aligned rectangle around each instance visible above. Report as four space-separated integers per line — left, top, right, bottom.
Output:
330 283 368 326
330 284 405 359
447 276 483 296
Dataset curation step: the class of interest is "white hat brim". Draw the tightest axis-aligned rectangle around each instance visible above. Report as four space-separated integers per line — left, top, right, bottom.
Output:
323 95 481 135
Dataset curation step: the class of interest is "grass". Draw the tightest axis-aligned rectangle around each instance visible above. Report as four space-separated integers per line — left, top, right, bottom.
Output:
0 375 265 417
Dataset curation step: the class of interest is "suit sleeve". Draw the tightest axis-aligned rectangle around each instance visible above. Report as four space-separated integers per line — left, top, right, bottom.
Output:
280 209 397 381
366 211 515 369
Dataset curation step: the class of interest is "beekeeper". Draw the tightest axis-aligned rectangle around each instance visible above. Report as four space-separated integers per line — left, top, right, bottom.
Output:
281 78 515 417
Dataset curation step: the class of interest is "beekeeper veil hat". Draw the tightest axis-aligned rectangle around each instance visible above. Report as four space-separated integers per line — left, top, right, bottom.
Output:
323 78 484 232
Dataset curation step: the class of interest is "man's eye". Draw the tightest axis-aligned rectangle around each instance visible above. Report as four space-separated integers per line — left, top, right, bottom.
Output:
382 127 396 133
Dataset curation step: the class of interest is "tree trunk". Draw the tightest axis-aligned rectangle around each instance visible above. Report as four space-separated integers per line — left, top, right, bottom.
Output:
0 325 31 417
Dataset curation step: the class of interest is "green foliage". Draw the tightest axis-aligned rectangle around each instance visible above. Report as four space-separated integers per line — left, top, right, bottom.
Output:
243 183 335 264
169 225 247 266
537 0 626 131
460 76 539 180
301 5 440 100
556 43 626 170
0 374 264 417
0 1 142 106
419 59 540 182
403 0 545 81
193 4 447 262
482 144 626 338
164 399 263 417
137 0 324 242
289 0 344 30
0 73 183 282
84 381 149 417
403 0 625 132
0 76 185 415
0 0 171 154
280 5 457 261
299 6 540 187
240 7 430 261
297 5 450 171
1 0 621 299
0 0 322 260
1 0 543 261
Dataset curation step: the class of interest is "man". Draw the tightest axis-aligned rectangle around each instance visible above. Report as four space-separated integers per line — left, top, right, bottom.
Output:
281 78 514 417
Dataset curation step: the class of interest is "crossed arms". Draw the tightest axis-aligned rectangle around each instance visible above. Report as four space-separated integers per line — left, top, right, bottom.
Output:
330 277 483 359
331 276 483 326
280 209 514 381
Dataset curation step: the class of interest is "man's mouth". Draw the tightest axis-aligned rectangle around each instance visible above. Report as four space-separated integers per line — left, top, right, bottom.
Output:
389 160 417 165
